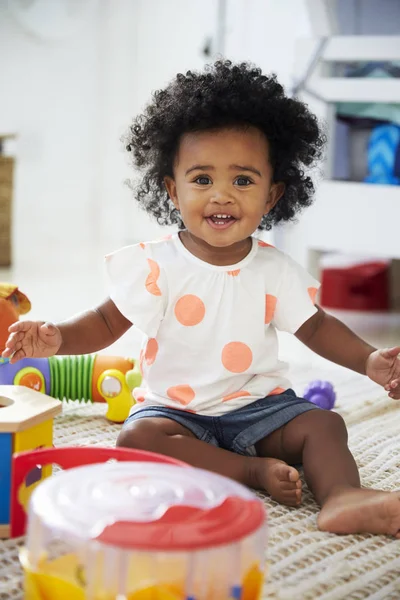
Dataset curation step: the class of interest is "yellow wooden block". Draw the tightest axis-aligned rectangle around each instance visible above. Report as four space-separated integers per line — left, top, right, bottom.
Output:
13 419 53 453
0 385 62 536
0 385 62 433
14 419 54 512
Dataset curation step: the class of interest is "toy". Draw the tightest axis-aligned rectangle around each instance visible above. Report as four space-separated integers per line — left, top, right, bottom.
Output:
0 354 142 423
0 283 31 353
20 459 266 599
10 445 186 538
303 380 336 410
365 124 400 185
0 385 62 538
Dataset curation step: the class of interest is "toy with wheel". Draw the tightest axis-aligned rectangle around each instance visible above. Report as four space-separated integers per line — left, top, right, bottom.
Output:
0 354 141 423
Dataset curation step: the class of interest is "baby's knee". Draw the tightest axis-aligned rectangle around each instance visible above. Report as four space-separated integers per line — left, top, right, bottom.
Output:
311 410 348 439
117 418 163 450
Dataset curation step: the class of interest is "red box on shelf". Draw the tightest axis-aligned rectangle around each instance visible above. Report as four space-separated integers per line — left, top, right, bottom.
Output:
320 261 390 311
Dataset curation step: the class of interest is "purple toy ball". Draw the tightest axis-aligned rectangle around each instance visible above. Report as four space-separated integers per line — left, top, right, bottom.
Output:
303 380 336 410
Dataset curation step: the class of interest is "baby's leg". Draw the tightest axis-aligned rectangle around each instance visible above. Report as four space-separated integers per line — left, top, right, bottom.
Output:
257 410 400 537
117 417 298 501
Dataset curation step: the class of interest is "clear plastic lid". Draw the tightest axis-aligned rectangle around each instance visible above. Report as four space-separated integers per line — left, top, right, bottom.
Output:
27 462 266 552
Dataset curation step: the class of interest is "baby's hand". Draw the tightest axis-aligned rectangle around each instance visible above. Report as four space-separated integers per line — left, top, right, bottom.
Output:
2 321 62 363
366 347 400 400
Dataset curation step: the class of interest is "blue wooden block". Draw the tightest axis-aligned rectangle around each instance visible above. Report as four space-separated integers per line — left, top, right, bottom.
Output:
0 433 12 524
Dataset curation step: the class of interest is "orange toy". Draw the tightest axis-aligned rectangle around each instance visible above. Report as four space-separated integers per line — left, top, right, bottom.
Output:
0 283 31 353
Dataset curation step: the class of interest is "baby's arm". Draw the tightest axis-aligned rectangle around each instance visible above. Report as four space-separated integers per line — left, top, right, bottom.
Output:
3 298 131 363
296 307 400 399
57 299 132 354
295 306 375 374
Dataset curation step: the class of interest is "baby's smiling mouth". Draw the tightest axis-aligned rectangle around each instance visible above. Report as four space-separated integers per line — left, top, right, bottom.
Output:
205 213 238 229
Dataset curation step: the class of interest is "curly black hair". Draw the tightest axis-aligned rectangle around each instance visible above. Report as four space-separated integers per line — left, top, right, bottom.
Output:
125 60 325 230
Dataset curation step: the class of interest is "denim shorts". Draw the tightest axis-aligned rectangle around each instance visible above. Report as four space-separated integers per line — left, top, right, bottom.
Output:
123 389 319 456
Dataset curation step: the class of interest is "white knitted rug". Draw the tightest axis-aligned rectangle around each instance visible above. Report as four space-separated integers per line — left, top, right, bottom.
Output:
1 365 399 600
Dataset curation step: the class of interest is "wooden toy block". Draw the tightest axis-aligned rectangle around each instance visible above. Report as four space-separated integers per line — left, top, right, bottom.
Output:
0 385 62 538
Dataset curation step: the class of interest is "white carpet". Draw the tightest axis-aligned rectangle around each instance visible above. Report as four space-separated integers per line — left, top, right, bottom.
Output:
1 365 399 600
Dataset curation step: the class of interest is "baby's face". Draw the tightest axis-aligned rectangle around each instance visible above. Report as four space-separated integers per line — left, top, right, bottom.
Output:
164 126 284 252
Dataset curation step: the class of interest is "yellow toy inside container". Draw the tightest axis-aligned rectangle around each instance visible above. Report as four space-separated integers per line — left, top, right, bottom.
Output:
21 462 267 599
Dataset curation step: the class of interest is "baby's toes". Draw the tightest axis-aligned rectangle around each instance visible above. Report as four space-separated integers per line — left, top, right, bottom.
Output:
281 487 302 507
275 463 300 483
287 466 300 483
279 480 301 492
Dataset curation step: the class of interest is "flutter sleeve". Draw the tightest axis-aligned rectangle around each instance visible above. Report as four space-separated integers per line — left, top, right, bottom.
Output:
272 255 320 334
105 243 167 337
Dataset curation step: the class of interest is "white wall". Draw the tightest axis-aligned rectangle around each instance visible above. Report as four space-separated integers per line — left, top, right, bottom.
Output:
0 0 220 273
0 0 103 270
225 0 311 90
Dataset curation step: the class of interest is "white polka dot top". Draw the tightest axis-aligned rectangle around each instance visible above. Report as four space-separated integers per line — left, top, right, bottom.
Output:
106 233 319 417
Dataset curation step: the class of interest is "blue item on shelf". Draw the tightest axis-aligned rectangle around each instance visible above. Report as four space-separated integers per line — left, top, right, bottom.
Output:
365 124 400 185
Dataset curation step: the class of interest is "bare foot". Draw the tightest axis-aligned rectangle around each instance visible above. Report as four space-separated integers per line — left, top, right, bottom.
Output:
250 458 302 506
318 487 400 537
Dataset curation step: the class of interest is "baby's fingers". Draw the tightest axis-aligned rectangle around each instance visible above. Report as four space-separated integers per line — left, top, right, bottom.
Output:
381 346 400 359
388 378 400 399
2 340 26 363
4 330 26 349
8 348 27 364
8 320 34 333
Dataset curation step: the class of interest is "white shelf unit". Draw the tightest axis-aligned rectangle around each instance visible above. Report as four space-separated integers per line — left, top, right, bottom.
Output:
277 34 400 274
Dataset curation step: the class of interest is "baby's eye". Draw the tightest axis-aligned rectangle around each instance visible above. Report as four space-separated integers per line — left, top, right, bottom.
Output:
194 175 211 185
234 176 252 186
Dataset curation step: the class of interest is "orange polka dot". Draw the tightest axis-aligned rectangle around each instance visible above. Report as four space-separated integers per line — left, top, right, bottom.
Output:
222 390 251 402
145 259 162 296
228 269 240 276
139 242 145 249
222 342 253 373
265 294 277 324
268 387 286 396
174 294 205 326
135 393 145 403
145 338 158 365
167 385 195 406
258 240 274 248
308 287 318 304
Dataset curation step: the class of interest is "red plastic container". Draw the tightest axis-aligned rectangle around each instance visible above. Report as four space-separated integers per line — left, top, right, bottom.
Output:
320 261 390 311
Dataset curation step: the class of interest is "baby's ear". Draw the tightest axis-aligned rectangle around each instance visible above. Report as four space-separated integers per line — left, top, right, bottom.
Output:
266 182 285 212
164 176 179 209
